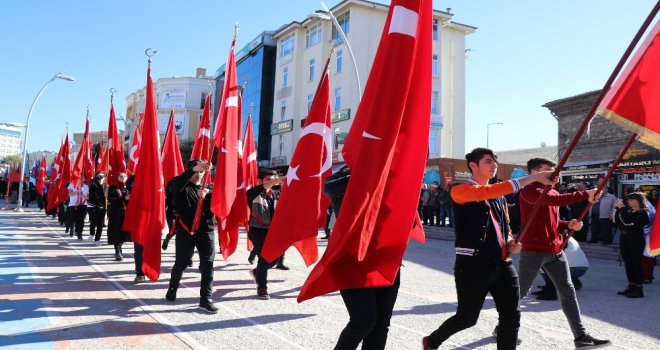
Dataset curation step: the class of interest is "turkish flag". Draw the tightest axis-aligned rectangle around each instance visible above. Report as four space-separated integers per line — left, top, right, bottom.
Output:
218 90 248 261
53 134 72 210
97 143 109 173
36 155 46 196
191 95 212 161
298 0 432 302
127 113 144 176
243 114 258 251
211 40 239 229
107 103 127 185
261 60 332 266
161 111 185 185
46 139 65 211
71 116 95 186
598 20 660 148
123 65 166 281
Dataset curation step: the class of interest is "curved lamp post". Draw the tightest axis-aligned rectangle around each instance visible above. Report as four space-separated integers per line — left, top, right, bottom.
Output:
16 72 75 212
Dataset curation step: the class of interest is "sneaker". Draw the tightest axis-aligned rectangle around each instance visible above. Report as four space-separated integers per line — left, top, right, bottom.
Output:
422 336 438 350
88 235 94 241
133 275 146 284
257 287 270 300
94 240 102 246
198 299 219 314
574 334 611 349
248 268 257 285
165 287 177 302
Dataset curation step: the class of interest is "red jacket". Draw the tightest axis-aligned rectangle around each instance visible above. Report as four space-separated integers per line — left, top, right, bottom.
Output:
519 183 589 254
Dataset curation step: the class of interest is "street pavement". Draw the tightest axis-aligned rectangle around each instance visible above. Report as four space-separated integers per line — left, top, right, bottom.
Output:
1 208 659 350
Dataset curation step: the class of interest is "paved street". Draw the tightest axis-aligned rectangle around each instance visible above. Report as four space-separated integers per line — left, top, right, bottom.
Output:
1 208 659 350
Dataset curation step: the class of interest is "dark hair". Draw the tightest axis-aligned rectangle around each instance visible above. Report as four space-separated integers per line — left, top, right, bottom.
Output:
258 169 278 180
465 148 497 174
527 157 556 172
626 192 649 211
187 159 203 169
94 171 106 180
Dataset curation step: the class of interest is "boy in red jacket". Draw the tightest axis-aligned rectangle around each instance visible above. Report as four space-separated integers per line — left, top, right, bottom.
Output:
517 158 611 349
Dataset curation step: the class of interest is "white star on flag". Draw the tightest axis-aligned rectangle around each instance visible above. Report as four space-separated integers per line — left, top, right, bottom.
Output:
286 165 300 186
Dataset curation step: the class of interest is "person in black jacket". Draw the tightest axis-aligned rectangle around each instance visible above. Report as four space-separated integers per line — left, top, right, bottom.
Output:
615 192 651 298
107 172 130 261
165 160 218 314
86 172 107 246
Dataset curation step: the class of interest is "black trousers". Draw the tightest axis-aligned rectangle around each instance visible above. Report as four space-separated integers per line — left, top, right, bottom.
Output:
334 270 401 350
68 206 87 238
599 218 614 244
247 227 279 289
134 242 144 277
88 207 106 242
620 233 645 285
429 258 520 350
169 228 216 300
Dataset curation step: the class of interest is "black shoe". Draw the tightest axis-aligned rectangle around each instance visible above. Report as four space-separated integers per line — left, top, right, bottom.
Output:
257 287 270 300
248 256 255 264
491 326 523 345
115 252 123 261
536 293 558 301
321 235 330 240
573 278 583 291
617 285 633 296
162 235 171 250
198 299 219 314
574 334 611 348
165 287 177 302
275 264 290 270
625 285 643 298
531 286 549 295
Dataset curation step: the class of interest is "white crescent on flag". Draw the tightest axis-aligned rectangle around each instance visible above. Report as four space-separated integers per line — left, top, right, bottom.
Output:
298 122 332 177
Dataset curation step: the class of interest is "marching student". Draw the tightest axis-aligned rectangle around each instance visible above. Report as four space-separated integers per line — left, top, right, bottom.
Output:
85 171 107 246
423 148 557 350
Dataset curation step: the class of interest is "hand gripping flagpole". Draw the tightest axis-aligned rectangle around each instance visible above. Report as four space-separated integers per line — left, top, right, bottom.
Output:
515 2 660 246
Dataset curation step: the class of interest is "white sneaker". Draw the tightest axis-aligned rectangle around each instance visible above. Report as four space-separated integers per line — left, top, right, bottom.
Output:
88 235 94 241
94 241 102 246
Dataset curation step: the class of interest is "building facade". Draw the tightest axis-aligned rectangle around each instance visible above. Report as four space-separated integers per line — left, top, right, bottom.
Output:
124 68 215 151
544 90 660 196
268 0 475 167
215 32 277 167
0 122 24 158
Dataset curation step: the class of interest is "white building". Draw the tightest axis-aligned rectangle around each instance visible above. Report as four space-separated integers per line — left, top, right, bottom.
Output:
495 145 559 166
0 122 24 158
124 68 215 149
269 0 475 167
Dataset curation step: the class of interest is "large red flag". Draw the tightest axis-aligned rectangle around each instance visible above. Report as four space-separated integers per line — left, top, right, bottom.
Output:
71 115 95 186
36 155 46 196
107 103 127 185
598 20 660 149
218 89 248 261
161 111 185 185
243 113 258 251
127 113 144 176
298 0 432 302
191 95 212 161
123 65 166 281
53 134 72 210
211 39 240 229
261 60 332 266
46 139 65 211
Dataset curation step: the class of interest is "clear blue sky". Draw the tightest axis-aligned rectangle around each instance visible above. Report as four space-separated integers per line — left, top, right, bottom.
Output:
0 0 657 155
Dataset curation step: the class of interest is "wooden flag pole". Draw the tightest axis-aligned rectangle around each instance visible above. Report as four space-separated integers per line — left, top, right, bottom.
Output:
516 3 660 244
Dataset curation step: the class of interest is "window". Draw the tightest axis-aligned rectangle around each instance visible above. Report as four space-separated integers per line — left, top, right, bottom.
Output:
309 59 315 81
280 33 295 58
334 88 342 112
432 55 439 78
279 135 284 156
336 50 343 73
305 23 322 48
283 67 289 87
332 12 350 43
307 94 313 112
280 100 287 120
200 92 207 109
433 19 438 41
431 91 439 115
429 128 439 154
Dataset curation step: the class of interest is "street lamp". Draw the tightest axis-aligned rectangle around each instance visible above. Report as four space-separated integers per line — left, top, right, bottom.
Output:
308 2 362 98
486 122 503 149
16 72 75 212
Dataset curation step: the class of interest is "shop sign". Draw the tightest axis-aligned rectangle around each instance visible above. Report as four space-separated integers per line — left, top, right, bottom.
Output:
561 174 602 183
270 156 287 167
562 163 605 172
331 109 351 123
617 159 660 169
271 119 293 135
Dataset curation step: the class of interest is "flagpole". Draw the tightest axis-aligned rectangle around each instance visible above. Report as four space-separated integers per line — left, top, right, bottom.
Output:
560 133 638 250
515 2 660 244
